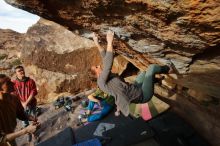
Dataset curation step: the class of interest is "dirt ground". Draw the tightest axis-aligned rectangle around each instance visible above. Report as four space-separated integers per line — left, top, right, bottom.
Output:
16 97 84 146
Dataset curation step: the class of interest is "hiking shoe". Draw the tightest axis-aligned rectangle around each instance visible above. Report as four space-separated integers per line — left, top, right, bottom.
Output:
53 97 65 109
64 97 72 105
64 105 72 111
64 97 73 111
35 107 42 117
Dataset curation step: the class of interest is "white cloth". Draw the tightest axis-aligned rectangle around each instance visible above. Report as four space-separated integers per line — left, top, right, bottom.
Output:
93 123 115 137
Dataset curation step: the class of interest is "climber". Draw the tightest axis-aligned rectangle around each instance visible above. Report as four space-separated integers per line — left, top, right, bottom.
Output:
90 30 174 117
0 74 39 146
80 88 115 123
13 65 38 142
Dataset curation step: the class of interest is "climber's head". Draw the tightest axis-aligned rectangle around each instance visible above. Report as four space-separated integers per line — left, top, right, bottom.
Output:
90 65 102 78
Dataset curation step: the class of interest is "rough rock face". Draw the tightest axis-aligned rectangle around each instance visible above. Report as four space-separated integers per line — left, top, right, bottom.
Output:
4 0 220 72
4 0 220 145
20 19 103 103
0 29 23 75
0 20 127 104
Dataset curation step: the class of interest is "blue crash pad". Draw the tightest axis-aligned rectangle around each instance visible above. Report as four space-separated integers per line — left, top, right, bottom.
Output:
73 138 102 146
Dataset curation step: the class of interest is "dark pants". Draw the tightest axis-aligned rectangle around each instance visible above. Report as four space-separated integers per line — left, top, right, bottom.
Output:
22 106 36 127
134 64 169 103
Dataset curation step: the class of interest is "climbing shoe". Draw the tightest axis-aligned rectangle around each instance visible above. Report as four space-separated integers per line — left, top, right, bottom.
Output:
166 59 179 74
154 76 165 85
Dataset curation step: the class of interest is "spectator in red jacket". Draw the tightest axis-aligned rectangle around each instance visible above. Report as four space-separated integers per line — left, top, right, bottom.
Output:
13 66 38 142
0 74 38 146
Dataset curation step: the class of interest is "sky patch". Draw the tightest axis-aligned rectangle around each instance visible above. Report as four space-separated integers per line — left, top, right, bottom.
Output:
0 0 39 33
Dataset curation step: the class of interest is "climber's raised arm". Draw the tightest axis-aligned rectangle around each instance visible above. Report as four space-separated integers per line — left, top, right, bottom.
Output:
92 32 105 58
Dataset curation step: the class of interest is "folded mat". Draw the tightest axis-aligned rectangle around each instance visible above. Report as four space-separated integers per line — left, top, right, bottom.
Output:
129 95 170 121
